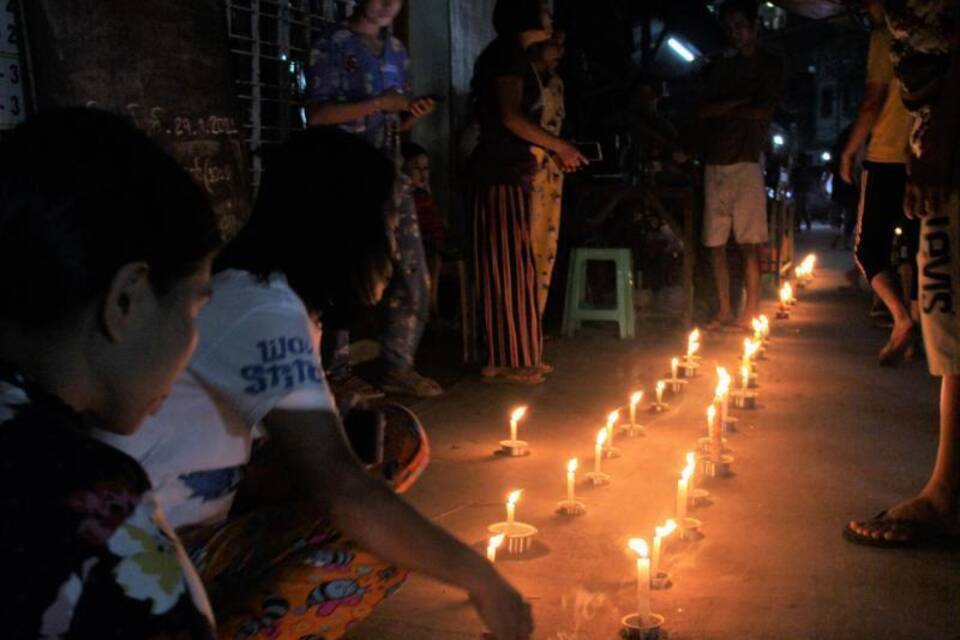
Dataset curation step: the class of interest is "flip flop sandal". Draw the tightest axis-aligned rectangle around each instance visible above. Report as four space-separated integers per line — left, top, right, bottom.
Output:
843 510 934 549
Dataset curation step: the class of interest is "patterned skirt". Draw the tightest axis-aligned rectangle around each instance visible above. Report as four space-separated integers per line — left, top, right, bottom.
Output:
472 183 543 369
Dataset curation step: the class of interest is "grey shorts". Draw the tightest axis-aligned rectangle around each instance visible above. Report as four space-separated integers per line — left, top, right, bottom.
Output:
919 192 960 376
703 162 769 247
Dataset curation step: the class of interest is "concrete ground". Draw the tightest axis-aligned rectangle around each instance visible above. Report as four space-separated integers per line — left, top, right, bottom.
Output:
351 228 960 640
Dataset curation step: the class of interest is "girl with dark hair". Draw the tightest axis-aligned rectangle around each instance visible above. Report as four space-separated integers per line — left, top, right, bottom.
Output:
99 128 533 640
307 0 442 399
471 1 587 383
0 108 219 638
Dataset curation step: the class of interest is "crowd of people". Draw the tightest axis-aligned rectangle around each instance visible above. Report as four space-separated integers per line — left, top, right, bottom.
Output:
1 0 958 637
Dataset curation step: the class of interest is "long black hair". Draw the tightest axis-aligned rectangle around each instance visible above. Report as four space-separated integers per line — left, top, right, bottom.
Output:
0 108 221 331
492 0 544 36
215 126 395 318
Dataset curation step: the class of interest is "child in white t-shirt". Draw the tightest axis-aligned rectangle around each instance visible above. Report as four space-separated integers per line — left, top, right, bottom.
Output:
99 126 533 640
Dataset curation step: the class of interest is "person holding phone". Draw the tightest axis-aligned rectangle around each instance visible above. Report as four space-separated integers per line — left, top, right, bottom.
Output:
307 0 442 400
471 1 587 384
529 29 568 316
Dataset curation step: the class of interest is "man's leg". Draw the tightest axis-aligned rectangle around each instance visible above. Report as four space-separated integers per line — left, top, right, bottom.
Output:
848 193 960 543
709 246 733 322
739 243 761 322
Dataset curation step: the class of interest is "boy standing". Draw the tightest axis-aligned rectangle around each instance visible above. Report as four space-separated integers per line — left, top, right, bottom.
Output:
699 0 783 330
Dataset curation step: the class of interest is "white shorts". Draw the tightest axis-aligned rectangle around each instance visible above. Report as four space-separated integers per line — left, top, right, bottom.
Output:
703 162 769 247
919 192 960 376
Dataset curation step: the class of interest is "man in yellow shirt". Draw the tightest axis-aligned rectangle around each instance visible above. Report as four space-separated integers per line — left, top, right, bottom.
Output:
840 0 917 365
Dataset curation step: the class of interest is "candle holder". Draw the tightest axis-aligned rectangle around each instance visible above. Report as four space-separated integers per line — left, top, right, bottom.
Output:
697 436 730 456
620 422 646 438
555 499 586 516
680 358 700 378
730 388 758 409
666 377 687 394
621 613 665 640
487 522 538 555
585 470 611 486
651 571 672 590
648 401 669 414
679 516 703 540
498 439 530 456
703 454 734 478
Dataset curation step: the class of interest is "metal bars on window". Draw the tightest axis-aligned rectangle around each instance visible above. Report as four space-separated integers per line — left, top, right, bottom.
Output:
224 0 355 186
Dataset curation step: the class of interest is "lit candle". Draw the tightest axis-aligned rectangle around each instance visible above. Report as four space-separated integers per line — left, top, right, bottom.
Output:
605 409 620 448
506 489 522 525
708 404 722 461
566 458 578 502
628 538 651 621
486 533 504 562
779 283 790 311
741 363 750 391
594 428 607 474
671 357 679 380
651 519 678 581
752 317 763 342
629 391 643 428
686 329 700 361
509 406 527 443
759 314 770 338
656 380 665 406
676 465 692 523
716 367 730 426
684 451 697 494
707 404 717 437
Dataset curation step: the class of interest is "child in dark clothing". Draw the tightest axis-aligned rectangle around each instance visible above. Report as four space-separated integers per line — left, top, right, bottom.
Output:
402 142 447 315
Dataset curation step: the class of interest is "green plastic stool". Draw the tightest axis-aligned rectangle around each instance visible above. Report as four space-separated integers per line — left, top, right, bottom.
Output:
562 248 636 339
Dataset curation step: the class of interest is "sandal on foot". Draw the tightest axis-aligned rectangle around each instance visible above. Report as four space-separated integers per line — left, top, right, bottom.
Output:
381 369 443 398
843 510 953 549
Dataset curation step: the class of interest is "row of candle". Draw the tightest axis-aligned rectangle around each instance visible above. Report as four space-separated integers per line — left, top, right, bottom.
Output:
486 255 814 635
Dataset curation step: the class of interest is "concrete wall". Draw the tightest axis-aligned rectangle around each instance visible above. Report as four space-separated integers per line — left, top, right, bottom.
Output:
406 0 497 239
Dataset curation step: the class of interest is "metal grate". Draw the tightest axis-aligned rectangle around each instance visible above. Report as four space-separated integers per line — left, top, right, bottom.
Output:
224 0 356 187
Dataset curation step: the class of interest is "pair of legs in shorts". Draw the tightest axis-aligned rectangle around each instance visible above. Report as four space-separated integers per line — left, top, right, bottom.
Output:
847 192 960 546
853 161 920 364
703 162 768 329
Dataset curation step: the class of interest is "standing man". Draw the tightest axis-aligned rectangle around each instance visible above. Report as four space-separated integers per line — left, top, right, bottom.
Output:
846 0 960 547
699 0 783 331
839 0 917 366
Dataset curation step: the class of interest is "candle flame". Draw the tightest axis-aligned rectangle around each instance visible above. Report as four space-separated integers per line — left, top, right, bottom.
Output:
715 367 730 397
567 458 578 473
687 329 701 356
707 404 716 425
656 519 678 539
759 314 770 333
681 464 694 482
752 317 762 333
488 533 505 549
630 390 643 406
510 406 527 423
606 410 620 427
628 537 650 558
507 489 522 505
801 254 816 272
671 356 679 369
596 428 608 447
656 380 665 393
779 283 791 304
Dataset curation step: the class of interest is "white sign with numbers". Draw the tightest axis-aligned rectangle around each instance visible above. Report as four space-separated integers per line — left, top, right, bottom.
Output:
0 0 24 128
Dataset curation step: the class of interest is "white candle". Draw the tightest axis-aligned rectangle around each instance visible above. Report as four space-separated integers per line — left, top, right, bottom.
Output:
594 428 607 474
486 534 504 562
676 467 691 522
629 391 642 428
651 519 677 580
741 363 750 391
707 404 717 437
566 458 577 502
506 489 521 524
656 381 665 405
628 539 651 621
671 357 679 380
509 406 527 443
605 410 619 449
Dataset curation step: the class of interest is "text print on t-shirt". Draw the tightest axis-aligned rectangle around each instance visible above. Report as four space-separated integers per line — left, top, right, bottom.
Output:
242 336 323 394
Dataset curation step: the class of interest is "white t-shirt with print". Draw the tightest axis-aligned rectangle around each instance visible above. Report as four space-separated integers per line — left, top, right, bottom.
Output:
96 270 336 530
